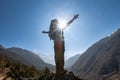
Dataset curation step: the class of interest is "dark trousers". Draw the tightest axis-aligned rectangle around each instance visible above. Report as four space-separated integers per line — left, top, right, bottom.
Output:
54 41 65 78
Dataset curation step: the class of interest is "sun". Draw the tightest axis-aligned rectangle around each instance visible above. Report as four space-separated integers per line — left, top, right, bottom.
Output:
58 19 67 30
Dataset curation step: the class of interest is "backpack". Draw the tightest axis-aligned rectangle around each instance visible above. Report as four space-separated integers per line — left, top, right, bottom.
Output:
49 25 57 40
48 19 60 40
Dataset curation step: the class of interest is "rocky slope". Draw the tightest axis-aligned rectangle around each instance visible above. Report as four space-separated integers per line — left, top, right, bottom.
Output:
72 28 120 80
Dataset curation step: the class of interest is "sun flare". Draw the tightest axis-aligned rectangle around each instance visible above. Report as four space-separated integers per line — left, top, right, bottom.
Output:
58 19 67 30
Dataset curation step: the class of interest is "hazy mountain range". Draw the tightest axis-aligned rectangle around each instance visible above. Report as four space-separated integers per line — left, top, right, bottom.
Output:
0 44 81 71
65 54 81 69
71 28 120 80
0 46 54 70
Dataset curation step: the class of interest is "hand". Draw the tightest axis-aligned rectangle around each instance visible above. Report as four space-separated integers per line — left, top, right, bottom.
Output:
42 31 49 34
74 14 79 19
42 31 46 33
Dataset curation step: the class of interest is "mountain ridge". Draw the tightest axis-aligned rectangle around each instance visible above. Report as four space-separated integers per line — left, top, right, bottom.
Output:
72 28 120 80
7 47 55 70
0 45 54 70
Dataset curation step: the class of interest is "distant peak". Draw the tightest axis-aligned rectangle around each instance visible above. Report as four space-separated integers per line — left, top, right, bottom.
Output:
0 45 5 49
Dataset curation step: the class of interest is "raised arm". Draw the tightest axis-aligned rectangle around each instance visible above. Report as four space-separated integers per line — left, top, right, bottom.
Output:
63 14 79 30
67 14 79 26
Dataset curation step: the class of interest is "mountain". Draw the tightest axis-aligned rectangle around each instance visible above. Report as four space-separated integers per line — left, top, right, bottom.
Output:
40 54 55 65
72 28 120 80
0 46 30 66
65 54 81 69
0 48 52 80
7 47 54 70
0 46 84 80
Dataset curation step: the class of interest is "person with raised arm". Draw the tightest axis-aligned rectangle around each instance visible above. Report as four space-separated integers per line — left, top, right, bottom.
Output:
42 14 79 80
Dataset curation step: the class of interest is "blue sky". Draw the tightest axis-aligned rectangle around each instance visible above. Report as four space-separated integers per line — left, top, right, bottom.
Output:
0 0 120 64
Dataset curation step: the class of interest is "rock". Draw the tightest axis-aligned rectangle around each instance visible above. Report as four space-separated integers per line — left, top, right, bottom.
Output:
39 71 85 80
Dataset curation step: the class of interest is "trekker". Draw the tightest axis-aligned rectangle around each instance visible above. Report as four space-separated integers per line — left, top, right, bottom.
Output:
42 14 79 79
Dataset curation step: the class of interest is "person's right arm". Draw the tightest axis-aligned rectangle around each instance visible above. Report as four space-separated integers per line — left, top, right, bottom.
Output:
62 14 79 30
